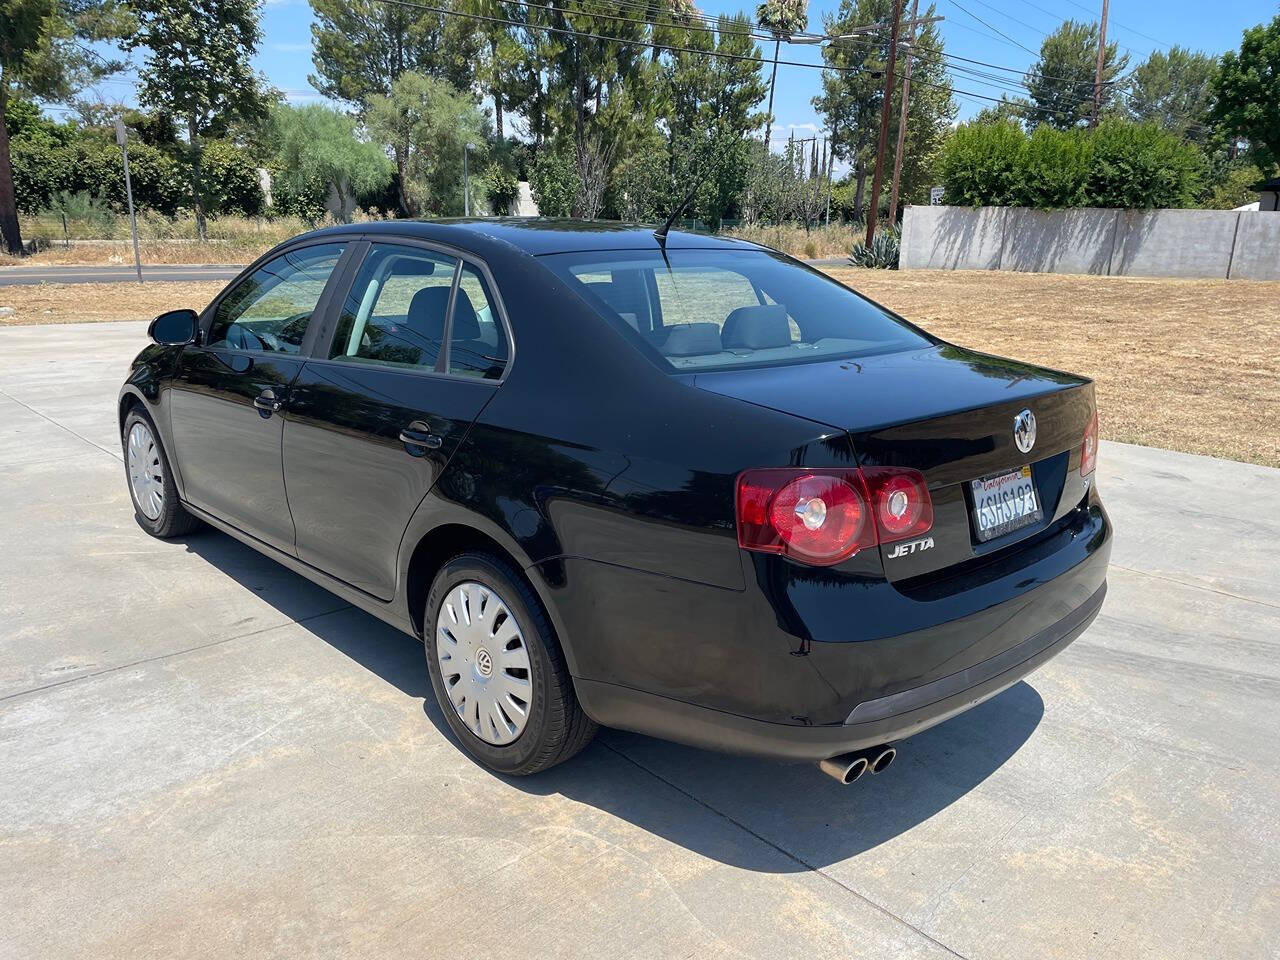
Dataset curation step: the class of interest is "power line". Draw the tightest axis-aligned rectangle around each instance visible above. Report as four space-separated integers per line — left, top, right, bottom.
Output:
944 0 1041 55
1054 0 1170 49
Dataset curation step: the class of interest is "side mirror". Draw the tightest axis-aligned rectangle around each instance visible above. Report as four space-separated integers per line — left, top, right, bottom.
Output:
148 309 198 346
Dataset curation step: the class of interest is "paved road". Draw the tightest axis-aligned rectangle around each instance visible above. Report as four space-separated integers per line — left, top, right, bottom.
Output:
1 321 1277 960
0 263 245 286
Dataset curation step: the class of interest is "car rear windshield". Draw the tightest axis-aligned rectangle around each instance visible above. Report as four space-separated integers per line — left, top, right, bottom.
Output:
541 248 933 372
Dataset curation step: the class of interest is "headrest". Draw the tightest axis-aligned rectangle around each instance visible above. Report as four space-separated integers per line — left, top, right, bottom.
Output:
658 322 722 357
721 304 791 350
407 285 481 342
407 286 450 343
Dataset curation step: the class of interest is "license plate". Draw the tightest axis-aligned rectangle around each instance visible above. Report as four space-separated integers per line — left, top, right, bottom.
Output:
970 465 1043 542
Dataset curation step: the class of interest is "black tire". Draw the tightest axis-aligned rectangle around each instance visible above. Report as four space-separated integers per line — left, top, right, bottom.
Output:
424 551 596 775
122 407 200 539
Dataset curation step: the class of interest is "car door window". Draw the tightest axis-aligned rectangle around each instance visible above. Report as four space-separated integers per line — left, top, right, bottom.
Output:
206 243 344 354
329 245 460 369
449 264 508 380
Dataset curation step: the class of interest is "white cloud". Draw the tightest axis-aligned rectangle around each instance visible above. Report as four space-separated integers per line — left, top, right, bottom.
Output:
272 42 310 52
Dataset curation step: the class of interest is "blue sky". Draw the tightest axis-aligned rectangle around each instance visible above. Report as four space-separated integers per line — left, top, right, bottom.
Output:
62 0 1267 148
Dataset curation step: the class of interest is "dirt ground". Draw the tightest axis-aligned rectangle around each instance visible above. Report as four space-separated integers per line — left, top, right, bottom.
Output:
3 269 1276 467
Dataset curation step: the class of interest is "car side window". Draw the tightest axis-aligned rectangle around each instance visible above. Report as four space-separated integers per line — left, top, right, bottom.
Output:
206 243 344 354
449 264 508 380
329 245 459 370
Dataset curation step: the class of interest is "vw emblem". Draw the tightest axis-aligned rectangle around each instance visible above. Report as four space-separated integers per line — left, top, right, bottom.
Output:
475 648 494 678
1013 409 1037 454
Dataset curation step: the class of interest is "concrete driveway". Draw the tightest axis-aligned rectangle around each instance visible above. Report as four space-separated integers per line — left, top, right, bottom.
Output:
2 321 1277 960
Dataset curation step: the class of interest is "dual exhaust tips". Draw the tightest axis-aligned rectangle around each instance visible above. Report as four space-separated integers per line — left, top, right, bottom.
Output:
818 745 896 785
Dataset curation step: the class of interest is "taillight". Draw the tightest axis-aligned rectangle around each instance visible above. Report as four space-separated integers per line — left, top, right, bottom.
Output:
864 468 934 542
737 467 933 566
1081 409 1098 476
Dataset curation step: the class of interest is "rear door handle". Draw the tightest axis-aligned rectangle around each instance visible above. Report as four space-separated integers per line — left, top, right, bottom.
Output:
253 389 284 416
399 426 443 454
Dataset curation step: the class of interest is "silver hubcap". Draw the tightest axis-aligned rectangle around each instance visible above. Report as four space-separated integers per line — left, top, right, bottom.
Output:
126 422 164 521
436 581 532 745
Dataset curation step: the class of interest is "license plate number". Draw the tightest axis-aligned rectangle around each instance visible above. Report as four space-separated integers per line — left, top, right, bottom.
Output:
970 466 1043 542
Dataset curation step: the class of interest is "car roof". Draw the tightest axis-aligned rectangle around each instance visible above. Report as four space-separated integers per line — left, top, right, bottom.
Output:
296 217 771 258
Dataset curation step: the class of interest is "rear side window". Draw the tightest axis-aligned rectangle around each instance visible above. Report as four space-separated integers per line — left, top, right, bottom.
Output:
207 243 344 354
329 246 459 369
542 249 931 372
449 264 508 380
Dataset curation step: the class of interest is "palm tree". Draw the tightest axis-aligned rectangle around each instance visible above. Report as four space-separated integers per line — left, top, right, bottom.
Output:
756 0 809 151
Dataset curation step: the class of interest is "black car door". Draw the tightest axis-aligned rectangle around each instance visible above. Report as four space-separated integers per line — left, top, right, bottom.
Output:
282 240 510 599
167 241 349 553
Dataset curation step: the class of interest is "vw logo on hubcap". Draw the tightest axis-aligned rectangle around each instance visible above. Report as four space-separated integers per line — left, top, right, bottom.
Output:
474 648 494 678
1013 409 1037 455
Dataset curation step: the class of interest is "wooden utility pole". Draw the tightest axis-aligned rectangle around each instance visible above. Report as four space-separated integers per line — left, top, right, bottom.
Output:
888 0 920 227
1092 0 1110 125
864 0 903 247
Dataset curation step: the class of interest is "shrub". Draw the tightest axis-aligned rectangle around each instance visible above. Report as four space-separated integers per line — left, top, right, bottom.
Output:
1016 125 1092 208
529 141 580 218
201 140 266 216
936 119 1025 206
1084 118 1202 208
848 228 900 269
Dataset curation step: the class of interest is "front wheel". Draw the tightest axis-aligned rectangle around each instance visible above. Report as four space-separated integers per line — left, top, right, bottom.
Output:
424 552 596 775
122 408 199 539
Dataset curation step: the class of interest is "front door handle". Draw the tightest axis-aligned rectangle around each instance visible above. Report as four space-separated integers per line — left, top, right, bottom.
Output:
399 425 443 455
253 389 284 417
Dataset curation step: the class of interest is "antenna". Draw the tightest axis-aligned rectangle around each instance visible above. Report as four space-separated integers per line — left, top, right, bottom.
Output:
653 136 733 246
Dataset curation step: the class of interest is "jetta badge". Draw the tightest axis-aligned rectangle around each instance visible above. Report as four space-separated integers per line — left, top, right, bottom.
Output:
1013 409 1037 454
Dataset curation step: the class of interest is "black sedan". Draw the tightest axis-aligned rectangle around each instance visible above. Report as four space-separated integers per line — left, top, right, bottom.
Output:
119 219 1110 782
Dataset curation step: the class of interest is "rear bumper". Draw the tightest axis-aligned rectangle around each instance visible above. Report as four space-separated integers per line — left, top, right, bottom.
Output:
575 580 1105 761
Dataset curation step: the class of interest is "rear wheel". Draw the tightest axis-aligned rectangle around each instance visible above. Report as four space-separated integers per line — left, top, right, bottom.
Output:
122 408 199 539
424 552 596 775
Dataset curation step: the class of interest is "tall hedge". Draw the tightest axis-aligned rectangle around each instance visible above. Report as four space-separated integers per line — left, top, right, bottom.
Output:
938 118 1202 209
11 134 264 217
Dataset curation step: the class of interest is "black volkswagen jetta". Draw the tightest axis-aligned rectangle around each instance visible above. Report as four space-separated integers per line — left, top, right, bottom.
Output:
119 219 1110 781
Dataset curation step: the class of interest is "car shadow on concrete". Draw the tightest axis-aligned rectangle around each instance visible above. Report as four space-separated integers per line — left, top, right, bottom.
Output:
184 529 1044 872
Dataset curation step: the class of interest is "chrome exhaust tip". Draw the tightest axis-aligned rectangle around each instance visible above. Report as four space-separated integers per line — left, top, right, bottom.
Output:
869 746 896 774
818 753 870 785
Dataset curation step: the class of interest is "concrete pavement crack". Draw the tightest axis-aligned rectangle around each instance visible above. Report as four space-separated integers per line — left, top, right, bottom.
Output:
0 603 353 704
600 740 972 960
0 386 122 462
1109 562 1279 611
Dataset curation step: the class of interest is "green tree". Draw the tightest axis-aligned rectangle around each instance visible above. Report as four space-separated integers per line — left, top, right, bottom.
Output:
1126 46 1218 142
125 0 273 240
1026 20 1128 129
462 0 535 142
309 0 478 213
1211 15 1280 174
270 104 392 222
756 0 807 149
663 14 766 226
365 71 487 216
0 0 125 253
814 0 954 219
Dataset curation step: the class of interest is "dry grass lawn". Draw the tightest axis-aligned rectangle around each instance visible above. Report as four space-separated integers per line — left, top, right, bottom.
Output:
3 269 1277 468
0 281 224 326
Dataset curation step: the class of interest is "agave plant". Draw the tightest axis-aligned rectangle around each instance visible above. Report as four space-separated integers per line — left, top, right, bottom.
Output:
848 228 900 269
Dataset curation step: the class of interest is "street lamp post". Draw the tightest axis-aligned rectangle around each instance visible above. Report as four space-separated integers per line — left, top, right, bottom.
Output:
463 143 476 216
114 117 143 284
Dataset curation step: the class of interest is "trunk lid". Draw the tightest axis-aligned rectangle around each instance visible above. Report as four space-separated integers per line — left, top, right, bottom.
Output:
691 344 1097 581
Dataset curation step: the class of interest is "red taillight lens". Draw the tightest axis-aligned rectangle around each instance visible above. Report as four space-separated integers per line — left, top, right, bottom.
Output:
864 468 934 542
1081 409 1099 476
737 467 933 566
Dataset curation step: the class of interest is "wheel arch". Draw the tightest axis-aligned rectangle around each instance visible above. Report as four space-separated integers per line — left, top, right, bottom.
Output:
402 520 581 677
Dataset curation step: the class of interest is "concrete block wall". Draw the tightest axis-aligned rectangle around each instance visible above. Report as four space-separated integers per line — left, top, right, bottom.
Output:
901 205 1279 280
